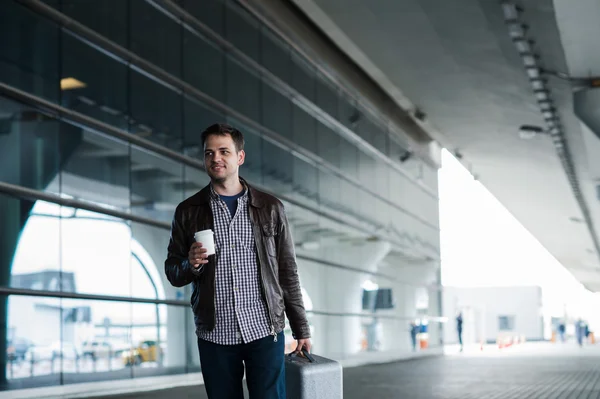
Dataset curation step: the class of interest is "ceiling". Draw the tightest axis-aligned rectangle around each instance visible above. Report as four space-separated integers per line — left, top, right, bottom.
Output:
290 0 600 290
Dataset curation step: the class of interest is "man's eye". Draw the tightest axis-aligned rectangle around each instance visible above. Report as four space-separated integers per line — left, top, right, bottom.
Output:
222 151 229 155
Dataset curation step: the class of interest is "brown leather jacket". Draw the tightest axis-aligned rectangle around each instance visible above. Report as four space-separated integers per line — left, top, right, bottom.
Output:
164 180 311 340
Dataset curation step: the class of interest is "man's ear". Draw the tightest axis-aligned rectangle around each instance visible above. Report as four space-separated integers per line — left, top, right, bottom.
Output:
238 149 245 166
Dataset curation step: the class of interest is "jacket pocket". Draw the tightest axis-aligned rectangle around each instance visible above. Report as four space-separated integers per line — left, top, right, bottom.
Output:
261 222 278 257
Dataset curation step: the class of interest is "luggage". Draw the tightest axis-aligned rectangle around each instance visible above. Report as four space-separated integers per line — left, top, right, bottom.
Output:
285 349 343 399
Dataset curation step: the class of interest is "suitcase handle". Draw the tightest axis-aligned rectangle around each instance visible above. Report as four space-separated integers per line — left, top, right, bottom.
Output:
288 348 316 363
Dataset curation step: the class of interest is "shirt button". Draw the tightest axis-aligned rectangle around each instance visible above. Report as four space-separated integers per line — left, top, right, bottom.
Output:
234 287 239 291
232 244 236 248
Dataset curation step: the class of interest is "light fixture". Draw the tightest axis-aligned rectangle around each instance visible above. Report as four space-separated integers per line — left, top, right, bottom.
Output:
534 90 549 101
60 77 86 90
522 54 538 67
526 68 540 79
514 39 532 54
518 125 543 139
542 111 555 119
501 3 519 20
508 23 527 39
531 79 546 90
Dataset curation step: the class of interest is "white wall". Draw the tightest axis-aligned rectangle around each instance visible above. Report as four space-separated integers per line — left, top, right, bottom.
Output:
443 286 543 344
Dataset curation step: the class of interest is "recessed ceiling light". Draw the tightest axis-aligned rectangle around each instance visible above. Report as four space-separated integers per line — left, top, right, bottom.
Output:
518 125 543 139
60 77 86 90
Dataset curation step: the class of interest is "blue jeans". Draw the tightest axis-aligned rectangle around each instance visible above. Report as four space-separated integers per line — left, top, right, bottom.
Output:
197 332 286 399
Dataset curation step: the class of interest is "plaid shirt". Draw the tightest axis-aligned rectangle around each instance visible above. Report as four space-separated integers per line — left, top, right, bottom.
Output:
196 185 272 345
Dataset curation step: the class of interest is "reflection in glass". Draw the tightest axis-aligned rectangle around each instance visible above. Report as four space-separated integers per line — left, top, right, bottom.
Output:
6 295 62 387
0 1 59 102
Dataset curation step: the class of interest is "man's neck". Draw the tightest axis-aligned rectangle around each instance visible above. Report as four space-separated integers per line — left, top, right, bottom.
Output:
211 177 244 196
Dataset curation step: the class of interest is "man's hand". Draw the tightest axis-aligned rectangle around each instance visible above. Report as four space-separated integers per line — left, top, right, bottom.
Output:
188 243 209 268
295 338 312 354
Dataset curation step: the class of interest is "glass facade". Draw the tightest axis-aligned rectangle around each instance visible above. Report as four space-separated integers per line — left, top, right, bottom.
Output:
0 0 441 391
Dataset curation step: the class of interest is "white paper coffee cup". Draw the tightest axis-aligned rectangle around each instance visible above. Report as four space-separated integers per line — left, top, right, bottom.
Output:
194 229 215 256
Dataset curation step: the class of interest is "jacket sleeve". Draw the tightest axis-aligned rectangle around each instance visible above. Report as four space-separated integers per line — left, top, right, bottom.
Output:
276 205 311 339
165 206 204 287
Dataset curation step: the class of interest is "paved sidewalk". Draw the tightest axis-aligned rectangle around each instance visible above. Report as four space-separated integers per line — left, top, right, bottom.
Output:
90 343 600 398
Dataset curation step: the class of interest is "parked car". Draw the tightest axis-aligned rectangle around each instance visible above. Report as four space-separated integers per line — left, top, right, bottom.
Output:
122 340 162 366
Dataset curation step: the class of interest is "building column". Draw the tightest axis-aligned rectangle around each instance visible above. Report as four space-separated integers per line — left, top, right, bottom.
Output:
311 239 391 358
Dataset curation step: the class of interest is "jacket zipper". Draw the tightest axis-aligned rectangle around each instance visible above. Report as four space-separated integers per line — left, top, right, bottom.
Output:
252 212 277 342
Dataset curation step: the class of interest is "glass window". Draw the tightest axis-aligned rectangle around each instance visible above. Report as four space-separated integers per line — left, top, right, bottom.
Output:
6 294 62 388
61 32 128 129
358 151 375 188
315 74 338 119
0 98 61 192
9 201 61 292
261 83 292 140
61 0 128 48
182 0 225 36
293 158 318 203
226 57 260 122
130 147 183 223
183 32 225 103
338 95 359 131
0 2 59 102
292 106 317 155
291 53 315 102
130 223 173 301
183 166 211 199
318 170 339 210
375 162 390 200
316 123 340 168
183 98 225 153
261 139 292 195
59 299 131 383
130 71 183 151
225 0 260 62
339 138 358 176
59 211 134 298
499 315 515 331
260 27 291 83
60 130 130 211
130 0 182 78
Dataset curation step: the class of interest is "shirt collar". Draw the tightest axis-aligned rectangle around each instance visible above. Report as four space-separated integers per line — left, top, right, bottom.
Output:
209 181 249 202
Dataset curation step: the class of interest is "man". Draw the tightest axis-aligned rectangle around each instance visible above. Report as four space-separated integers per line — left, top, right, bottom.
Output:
165 123 311 399
456 312 463 352
409 320 418 352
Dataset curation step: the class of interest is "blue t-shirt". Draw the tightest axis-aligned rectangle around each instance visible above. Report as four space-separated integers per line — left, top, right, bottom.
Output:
219 190 244 217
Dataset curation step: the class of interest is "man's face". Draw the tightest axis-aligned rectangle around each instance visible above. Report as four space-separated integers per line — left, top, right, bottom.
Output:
203 134 245 182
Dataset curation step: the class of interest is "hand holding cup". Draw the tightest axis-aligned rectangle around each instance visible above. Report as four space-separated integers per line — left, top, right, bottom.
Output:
188 243 208 269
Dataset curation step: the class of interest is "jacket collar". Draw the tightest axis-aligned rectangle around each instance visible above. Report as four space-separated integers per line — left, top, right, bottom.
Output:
192 177 264 208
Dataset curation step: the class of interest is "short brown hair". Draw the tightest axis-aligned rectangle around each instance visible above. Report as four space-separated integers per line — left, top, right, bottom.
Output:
201 123 245 152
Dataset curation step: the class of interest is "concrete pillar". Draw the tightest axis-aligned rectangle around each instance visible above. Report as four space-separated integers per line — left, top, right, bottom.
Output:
311 239 391 358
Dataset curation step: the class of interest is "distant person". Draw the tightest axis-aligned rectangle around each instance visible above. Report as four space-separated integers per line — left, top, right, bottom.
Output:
576 319 584 347
585 323 590 341
456 312 464 351
558 322 566 343
409 321 418 351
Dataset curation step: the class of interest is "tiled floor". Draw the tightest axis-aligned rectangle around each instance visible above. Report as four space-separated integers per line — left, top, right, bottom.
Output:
92 343 600 398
